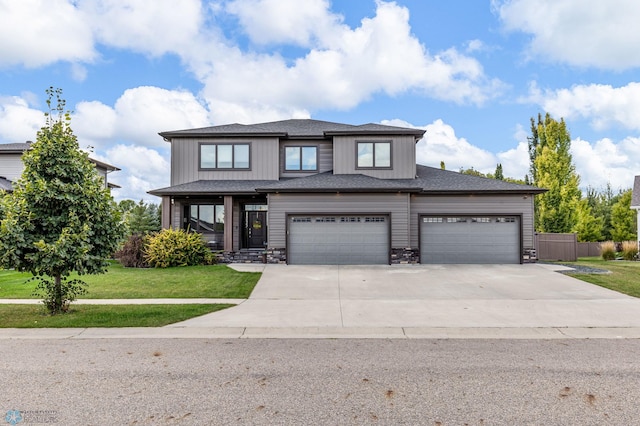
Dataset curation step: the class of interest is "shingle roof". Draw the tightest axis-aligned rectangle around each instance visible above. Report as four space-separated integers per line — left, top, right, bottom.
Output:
0 142 31 152
256 172 422 193
414 165 545 193
0 176 13 191
148 180 279 196
159 119 425 140
632 176 640 208
150 166 545 196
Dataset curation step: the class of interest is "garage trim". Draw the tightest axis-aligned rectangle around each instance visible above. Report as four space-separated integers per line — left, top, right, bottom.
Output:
286 212 392 265
419 214 523 264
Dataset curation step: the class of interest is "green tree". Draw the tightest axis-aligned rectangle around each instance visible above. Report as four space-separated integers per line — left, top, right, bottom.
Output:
124 200 161 235
610 189 637 241
494 163 504 180
0 88 125 314
573 198 604 242
530 113 581 233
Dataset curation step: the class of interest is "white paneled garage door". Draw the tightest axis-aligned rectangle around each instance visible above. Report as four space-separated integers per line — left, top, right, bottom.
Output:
288 215 389 265
420 216 520 264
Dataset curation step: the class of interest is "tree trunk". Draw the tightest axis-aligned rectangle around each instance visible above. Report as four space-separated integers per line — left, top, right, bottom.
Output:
54 273 63 314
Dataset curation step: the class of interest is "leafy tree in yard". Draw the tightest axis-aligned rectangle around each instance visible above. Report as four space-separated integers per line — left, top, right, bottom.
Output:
0 88 125 314
573 198 604 242
610 189 637 241
530 113 581 233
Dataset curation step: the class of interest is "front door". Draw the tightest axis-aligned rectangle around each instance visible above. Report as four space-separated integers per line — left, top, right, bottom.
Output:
244 211 267 248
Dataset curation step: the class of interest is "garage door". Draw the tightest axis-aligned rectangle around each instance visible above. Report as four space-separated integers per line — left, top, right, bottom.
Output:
420 216 520 264
289 215 389 265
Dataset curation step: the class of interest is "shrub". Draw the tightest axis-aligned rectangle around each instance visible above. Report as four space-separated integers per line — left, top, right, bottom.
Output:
114 234 149 268
145 228 210 268
621 240 638 261
600 241 616 260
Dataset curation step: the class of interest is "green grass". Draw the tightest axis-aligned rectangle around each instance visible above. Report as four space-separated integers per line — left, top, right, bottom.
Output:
0 304 233 328
561 257 640 298
0 261 260 299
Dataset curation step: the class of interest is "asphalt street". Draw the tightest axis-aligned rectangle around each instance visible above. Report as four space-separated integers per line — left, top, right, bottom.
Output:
2 338 639 425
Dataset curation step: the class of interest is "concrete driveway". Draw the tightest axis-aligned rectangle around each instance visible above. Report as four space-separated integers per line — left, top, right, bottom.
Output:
168 263 640 334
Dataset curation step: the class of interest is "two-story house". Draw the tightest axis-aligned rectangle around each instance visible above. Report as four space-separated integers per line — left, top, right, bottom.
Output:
149 119 544 265
0 142 121 191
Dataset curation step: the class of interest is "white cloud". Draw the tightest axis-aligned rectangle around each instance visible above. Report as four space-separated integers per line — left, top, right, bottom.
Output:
494 0 640 70
188 0 504 123
527 82 640 131
226 0 344 47
0 0 96 68
101 144 170 201
0 96 44 142
571 136 640 191
77 0 203 56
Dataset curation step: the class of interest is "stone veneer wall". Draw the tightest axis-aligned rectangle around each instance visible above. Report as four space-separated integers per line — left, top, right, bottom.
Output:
217 248 419 264
390 248 420 264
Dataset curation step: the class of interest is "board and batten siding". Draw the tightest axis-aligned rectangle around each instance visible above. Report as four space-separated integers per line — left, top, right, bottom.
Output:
0 154 25 181
267 193 410 248
409 194 535 250
279 140 333 178
170 137 279 185
332 135 416 179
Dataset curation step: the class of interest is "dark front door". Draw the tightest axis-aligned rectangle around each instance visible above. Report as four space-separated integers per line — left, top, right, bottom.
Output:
244 211 267 248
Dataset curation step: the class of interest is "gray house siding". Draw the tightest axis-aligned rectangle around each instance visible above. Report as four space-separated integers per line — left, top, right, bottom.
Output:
170 137 280 185
267 193 410 248
409 194 535 250
0 154 24 181
333 135 416 179
279 140 333 178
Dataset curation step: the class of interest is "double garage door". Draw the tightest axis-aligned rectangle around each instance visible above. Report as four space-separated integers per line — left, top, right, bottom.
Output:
420 216 521 264
288 215 389 265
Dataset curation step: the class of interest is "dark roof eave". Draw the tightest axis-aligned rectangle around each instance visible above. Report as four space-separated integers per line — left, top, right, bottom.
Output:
325 130 425 138
419 189 547 195
159 131 288 139
256 187 422 193
148 190 260 196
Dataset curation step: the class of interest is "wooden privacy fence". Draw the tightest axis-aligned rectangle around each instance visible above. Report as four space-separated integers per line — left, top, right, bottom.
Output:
535 233 578 261
577 242 601 257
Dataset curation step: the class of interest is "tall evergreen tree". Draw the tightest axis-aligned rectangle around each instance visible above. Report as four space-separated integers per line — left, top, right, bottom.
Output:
494 163 504 180
530 113 581 233
0 88 125 314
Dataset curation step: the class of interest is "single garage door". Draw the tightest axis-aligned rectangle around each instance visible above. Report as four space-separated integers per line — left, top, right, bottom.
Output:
420 216 520 264
289 215 389 265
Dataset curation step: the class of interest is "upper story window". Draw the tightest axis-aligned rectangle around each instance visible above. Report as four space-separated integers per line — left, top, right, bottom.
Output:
357 141 391 168
200 143 250 170
285 146 318 171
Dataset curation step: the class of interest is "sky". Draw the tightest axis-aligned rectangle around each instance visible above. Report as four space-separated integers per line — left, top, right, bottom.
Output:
1 0 640 202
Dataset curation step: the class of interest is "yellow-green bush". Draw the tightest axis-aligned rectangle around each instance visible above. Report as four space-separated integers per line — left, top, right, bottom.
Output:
600 241 616 261
145 228 210 268
621 240 638 261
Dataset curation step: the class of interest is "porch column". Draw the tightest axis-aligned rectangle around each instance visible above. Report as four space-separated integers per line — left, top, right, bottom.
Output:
224 195 233 251
161 196 171 229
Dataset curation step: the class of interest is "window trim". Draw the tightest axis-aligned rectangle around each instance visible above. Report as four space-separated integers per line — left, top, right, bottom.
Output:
186 203 225 233
284 145 319 172
356 140 392 169
199 142 251 170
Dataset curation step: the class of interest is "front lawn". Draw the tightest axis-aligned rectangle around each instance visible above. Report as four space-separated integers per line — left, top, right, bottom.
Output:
560 257 640 298
0 262 261 299
0 304 232 328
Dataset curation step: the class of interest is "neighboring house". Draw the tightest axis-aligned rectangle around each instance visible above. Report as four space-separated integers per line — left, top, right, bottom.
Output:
0 142 120 191
631 176 640 249
149 119 545 265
